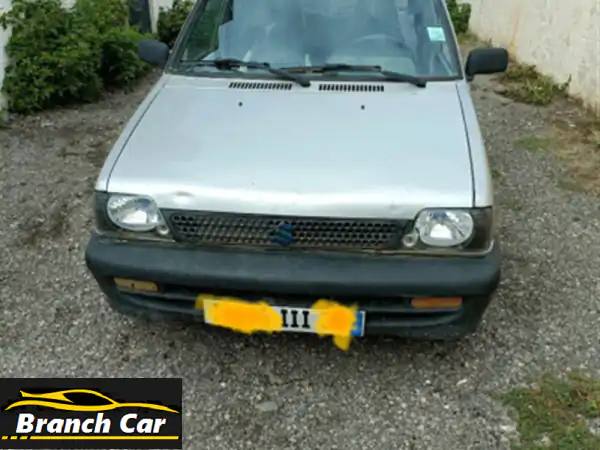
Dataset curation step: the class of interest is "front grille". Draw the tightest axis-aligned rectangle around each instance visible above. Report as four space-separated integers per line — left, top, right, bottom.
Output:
162 210 408 251
115 284 465 328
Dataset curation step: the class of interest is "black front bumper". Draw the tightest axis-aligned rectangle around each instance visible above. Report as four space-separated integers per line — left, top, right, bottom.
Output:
85 234 501 340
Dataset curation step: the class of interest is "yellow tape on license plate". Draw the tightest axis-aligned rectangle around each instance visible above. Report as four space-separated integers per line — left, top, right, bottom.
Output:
196 294 361 351
197 294 283 334
311 299 358 351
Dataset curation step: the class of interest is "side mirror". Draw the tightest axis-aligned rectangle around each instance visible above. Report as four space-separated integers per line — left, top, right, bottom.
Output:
465 47 509 81
138 39 170 68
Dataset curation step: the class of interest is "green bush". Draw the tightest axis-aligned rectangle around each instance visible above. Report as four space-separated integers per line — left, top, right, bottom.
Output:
100 27 153 87
157 0 193 48
74 0 129 31
446 0 472 35
0 0 152 114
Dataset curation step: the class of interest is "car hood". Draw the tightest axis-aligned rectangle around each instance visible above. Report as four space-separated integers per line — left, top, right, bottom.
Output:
106 76 473 219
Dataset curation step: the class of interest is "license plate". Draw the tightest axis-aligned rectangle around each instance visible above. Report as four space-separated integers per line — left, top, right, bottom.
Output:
200 297 366 337
271 305 365 337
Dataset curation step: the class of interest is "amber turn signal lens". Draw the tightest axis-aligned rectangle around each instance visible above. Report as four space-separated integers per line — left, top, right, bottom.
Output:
411 297 462 309
113 278 158 292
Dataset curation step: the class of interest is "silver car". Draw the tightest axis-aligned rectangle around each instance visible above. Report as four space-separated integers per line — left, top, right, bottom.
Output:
85 0 509 341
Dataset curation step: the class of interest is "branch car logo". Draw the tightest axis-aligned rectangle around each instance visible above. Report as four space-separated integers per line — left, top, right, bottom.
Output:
5 389 178 413
269 221 295 246
0 379 182 449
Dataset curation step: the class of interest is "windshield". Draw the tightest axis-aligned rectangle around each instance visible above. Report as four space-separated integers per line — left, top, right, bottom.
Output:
171 0 462 80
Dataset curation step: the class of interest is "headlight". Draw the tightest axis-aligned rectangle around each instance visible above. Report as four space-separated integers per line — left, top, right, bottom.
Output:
106 195 165 232
414 209 474 247
402 208 493 252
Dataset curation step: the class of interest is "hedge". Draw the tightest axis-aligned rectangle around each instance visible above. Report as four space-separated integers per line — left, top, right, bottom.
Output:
446 0 472 35
0 0 152 114
157 0 194 48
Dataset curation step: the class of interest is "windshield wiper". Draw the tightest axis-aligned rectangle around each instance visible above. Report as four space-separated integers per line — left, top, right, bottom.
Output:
182 58 311 87
284 63 427 88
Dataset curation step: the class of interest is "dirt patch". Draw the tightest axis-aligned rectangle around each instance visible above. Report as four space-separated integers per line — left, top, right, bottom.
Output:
20 198 72 247
57 123 117 168
514 135 555 152
0 71 161 252
489 166 503 181
462 35 600 197
512 102 600 195
498 371 600 449
497 62 570 106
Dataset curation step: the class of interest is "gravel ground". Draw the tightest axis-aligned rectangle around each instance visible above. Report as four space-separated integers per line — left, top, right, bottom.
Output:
1 67 599 450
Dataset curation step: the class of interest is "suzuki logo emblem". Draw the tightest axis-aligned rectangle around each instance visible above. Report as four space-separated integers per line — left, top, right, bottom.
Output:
270 221 295 246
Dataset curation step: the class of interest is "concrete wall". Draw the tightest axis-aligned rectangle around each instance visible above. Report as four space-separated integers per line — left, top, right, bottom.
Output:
149 0 175 33
465 0 600 113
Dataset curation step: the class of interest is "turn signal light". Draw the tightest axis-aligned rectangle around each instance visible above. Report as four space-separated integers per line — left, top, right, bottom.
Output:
411 297 462 309
113 278 158 293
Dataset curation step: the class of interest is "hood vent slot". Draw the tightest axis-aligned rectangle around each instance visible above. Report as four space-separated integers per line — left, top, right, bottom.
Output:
319 83 385 92
228 81 293 91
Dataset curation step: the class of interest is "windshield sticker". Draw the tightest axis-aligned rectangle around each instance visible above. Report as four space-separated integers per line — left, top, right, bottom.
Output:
427 26 446 42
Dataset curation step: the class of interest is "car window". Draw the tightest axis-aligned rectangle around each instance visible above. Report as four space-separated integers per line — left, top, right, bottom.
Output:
173 0 462 79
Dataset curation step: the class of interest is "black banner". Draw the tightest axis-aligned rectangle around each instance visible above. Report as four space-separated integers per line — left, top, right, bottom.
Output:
0 378 182 449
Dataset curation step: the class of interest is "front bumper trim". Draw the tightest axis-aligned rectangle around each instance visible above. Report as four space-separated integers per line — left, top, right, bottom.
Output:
85 234 501 339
